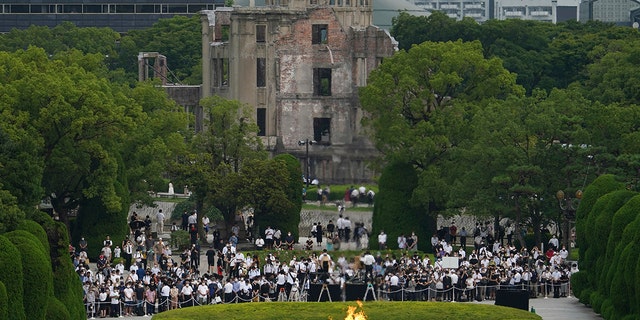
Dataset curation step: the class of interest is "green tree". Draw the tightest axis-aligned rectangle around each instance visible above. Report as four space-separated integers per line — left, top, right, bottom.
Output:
0 47 134 229
235 158 299 237
119 15 202 84
458 89 598 247
582 39 640 105
0 188 25 234
369 161 433 251
171 96 265 236
121 82 189 205
0 22 120 57
360 40 522 226
0 99 44 210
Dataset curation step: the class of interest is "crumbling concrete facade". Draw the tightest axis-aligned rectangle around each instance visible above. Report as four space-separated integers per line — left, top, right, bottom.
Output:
201 0 396 184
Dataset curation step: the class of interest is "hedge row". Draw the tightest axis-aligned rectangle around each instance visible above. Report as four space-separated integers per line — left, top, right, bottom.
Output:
368 161 435 252
0 212 86 319
0 235 25 320
571 174 640 319
6 230 53 320
29 210 85 319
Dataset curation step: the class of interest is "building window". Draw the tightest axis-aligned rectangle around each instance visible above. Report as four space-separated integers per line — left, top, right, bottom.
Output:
167 5 187 13
312 24 328 44
213 58 229 87
313 118 331 144
313 68 332 96
219 25 230 42
136 5 156 13
10 5 29 13
257 58 266 88
257 108 266 136
115 5 134 13
256 25 266 43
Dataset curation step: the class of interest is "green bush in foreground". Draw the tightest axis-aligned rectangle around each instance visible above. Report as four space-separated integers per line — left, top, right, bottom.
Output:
45 296 70 320
152 301 541 320
0 234 25 320
6 230 54 320
0 281 7 320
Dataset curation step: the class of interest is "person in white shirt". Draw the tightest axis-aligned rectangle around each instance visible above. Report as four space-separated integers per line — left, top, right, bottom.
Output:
181 281 194 306
389 273 400 300
378 230 387 250
197 281 209 305
558 246 569 260
397 234 406 249
202 215 210 234
548 235 559 250
336 215 345 240
254 237 265 250
156 209 165 234
362 251 375 281
110 288 120 317
264 226 274 249
123 283 135 316
160 283 171 312
224 281 235 302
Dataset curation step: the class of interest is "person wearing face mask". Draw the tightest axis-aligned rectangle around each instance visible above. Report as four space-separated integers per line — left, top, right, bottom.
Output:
123 282 135 316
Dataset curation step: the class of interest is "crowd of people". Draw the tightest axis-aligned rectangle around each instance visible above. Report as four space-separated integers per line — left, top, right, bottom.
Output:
73 204 576 318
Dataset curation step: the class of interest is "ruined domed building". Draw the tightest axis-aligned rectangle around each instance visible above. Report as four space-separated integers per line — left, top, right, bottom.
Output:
200 0 399 184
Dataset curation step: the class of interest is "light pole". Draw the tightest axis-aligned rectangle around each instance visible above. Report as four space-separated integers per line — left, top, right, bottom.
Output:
556 189 581 251
298 139 316 189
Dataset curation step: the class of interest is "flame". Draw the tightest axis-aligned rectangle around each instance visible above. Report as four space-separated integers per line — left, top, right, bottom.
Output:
344 300 367 320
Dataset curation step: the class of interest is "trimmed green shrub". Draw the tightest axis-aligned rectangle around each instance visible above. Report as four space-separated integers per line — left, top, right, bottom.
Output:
28 210 85 319
575 174 623 268
600 299 614 320
570 271 588 301
590 291 604 314
610 212 640 317
74 193 129 259
0 281 8 320
587 190 635 294
45 296 70 320
0 235 25 320
6 230 54 320
369 161 434 252
604 195 640 292
272 153 303 240
17 219 50 259
172 198 196 221
170 230 190 250
636 257 640 318
524 232 550 251
579 288 593 305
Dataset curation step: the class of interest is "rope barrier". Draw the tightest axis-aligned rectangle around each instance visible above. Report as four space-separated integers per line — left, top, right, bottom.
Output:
84 281 572 318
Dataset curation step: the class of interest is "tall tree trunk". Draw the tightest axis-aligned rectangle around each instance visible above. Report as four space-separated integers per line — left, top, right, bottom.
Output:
514 196 526 249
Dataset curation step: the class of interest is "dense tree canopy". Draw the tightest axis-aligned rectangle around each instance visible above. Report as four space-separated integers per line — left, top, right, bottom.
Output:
360 40 523 221
0 16 202 85
362 31 640 250
170 96 299 238
391 12 640 93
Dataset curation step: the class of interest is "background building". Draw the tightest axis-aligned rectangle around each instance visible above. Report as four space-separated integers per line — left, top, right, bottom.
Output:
0 0 224 33
408 0 580 23
201 0 397 184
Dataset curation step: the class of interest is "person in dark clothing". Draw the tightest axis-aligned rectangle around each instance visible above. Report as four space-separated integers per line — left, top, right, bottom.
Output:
206 246 216 274
181 211 189 231
315 223 323 246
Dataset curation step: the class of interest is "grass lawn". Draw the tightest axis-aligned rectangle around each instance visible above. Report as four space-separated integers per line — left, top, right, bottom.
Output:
152 301 540 320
